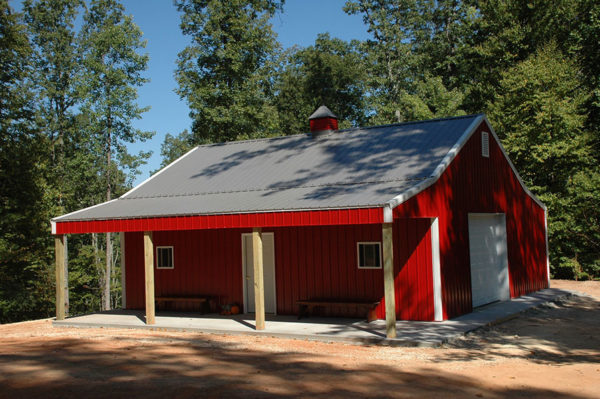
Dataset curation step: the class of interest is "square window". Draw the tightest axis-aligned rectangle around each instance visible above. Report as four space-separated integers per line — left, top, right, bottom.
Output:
156 246 174 269
357 242 382 269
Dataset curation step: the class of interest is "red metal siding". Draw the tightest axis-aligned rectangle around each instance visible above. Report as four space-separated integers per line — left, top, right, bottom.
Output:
125 221 435 320
124 229 247 310
271 225 383 317
55 207 383 235
310 117 338 132
394 122 548 319
271 221 434 321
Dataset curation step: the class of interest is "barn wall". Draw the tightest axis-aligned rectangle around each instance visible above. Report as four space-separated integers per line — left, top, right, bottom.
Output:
124 229 248 310
270 222 433 320
394 121 548 319
125 221 435 321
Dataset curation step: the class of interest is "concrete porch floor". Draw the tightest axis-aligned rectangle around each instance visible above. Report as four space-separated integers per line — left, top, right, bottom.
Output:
53 288 573 347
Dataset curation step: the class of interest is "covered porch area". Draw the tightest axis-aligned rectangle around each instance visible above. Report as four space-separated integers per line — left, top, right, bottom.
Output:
53 208 400 338
51 287 566 346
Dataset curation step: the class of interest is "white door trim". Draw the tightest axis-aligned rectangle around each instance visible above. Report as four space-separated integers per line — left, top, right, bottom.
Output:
241 232 276 315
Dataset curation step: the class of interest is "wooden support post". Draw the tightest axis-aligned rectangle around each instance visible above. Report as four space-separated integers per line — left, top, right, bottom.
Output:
382 223 397 338
252 227 265 330
55 235 66 320
144 231 155 325
64 235 69 317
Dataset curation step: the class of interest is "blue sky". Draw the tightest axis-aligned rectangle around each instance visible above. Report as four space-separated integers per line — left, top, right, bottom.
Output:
126 0 369 184
12 0 370 184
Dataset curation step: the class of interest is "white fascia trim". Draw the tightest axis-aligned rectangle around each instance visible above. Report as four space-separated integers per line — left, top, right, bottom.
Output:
386 115 484 210
545 208 550 287
52 198 120 222
431 217 443 321
121 146 200 199
51 220 57 235
384 115 546 213
483 116 546 210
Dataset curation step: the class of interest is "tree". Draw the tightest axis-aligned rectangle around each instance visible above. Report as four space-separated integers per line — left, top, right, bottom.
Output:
23 0 84 214
174 0 284 144
487 44 599 279
275 34 368 134
0 0 54 322
79 0 153 310
158 129 193 169
344 0 470 122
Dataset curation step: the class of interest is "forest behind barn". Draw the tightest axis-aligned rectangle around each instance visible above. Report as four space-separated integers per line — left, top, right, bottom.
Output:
1 0 599 323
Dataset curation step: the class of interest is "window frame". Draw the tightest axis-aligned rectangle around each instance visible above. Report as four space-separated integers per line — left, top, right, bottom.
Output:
481 131 490 158
357 242 382 269
156 246 174 269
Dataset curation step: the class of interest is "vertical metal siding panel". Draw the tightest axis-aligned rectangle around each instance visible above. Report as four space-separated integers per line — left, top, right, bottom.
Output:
278 228 288 314
314 227 323 297
398 219 409 320
278 228 289 313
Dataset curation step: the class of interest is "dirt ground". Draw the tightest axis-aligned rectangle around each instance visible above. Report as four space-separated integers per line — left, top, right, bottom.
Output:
0 280 598 399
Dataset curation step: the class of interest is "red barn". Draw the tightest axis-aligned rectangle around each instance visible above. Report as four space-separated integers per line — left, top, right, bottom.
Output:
51 108 549 337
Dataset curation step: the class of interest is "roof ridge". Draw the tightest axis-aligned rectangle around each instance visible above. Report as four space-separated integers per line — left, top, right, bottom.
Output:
123 176 432 200
337 113 484 134
189 113 485 149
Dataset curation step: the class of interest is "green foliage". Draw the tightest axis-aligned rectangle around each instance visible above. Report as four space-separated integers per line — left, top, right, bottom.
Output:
344 0 471 123
0 0 54 322
1 0 151 322
487 44 599 278
158 129 193 169
275 34 368 134
175 0 284 144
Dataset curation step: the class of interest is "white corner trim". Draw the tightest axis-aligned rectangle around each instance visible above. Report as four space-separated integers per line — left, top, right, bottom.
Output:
52 198 120 221
431 218 443 321
383 205 393 223
121 146 199 199
545 208 550 288
483 116 546 210
51 220 57 235
386 115 484 210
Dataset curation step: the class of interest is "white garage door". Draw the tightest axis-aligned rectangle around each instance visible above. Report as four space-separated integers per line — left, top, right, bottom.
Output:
468 214 510 307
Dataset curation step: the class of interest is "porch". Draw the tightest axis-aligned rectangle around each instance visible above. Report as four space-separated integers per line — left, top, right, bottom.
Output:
52 287 568 347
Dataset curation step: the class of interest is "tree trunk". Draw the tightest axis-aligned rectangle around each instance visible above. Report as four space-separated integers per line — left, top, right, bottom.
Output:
104 84 113 311
92 232 104 311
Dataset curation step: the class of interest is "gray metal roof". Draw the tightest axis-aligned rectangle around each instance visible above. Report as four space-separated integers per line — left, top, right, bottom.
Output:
309 105 337 120
54 114 483 222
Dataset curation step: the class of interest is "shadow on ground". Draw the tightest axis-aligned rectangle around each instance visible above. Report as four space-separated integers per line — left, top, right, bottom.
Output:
0 331 594 399
441 295 600 365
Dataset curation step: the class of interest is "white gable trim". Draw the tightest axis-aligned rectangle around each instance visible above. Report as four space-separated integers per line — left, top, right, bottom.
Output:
121 146 199 199
386 115 546 211
52 198 120 222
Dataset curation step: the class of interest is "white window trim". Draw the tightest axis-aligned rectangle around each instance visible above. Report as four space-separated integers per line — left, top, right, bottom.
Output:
357 242 382 269
156 246 174 269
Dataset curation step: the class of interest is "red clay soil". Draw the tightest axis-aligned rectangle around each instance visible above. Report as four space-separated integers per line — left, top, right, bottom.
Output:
0 280 598 398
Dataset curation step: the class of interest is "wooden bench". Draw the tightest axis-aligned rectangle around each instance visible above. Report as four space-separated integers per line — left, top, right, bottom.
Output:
155 296 212 313
297 299 380 323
